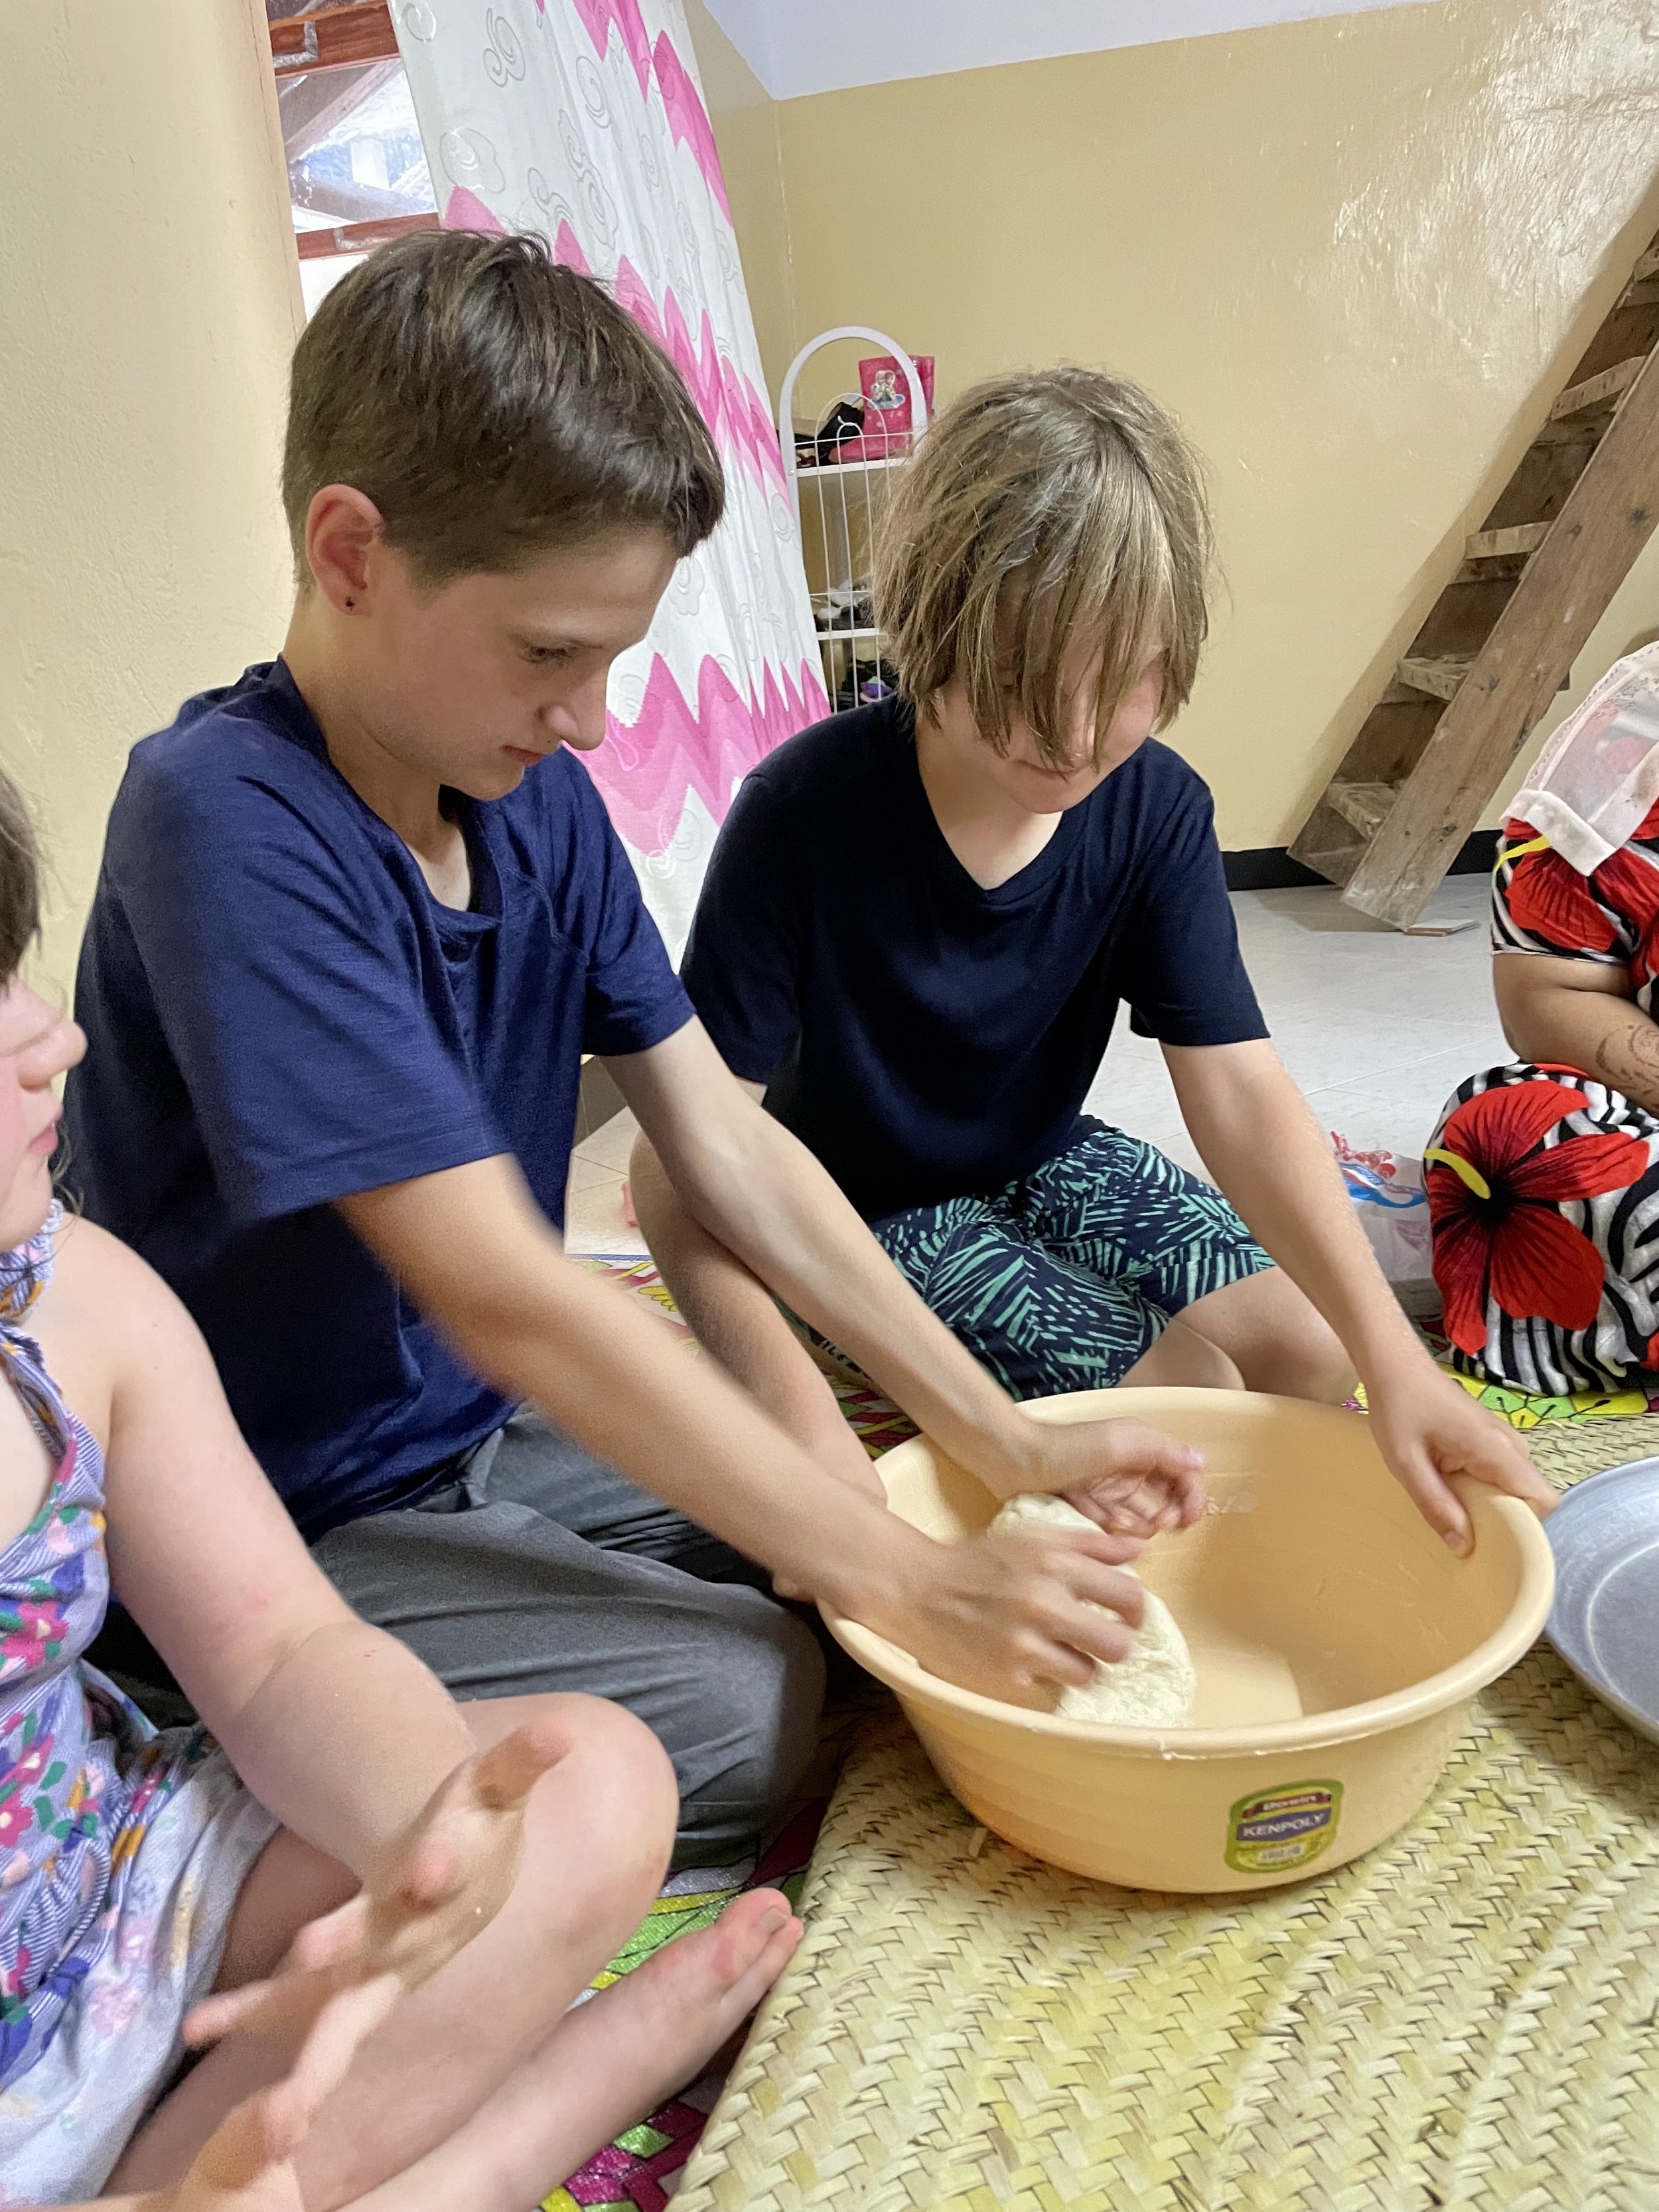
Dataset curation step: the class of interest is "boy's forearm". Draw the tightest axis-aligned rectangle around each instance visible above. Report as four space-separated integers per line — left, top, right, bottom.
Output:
1171 1042 1426 1385
628 1136 881 1493
339 1162 923 1608
630 1098 1044 1500
473 1258 908 1596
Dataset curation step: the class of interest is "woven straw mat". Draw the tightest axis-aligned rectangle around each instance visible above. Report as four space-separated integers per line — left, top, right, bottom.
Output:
674 1416 1659 2212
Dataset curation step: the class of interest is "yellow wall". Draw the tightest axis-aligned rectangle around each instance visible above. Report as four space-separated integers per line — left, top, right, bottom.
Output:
683 0 796 401
697 0 1659 851
0 0 301 994
7 0 1654 976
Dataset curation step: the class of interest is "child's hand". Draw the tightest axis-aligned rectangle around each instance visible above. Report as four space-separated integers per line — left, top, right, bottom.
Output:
147 1720 567 2212
1019 1416 1208 1536
155 1970 399 2212
184 1715 568 2056
1364 1358 1557 1554
865 1520 1150 1705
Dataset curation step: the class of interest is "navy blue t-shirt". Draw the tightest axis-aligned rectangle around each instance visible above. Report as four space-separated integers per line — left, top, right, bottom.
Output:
681 698 1266 1223
65 660 691 1537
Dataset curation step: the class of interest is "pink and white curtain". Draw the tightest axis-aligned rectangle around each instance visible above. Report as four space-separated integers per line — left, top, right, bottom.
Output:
391 0 828 955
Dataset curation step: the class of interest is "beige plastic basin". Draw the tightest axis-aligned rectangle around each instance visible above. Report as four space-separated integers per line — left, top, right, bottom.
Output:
826 1387 1555 1893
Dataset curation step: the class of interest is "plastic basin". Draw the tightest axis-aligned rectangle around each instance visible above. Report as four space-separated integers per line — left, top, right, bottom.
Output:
826 1387 1555 1893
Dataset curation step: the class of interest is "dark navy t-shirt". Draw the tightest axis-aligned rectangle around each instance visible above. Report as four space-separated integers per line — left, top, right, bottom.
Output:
65 660 691 1537
681 698 1266 1223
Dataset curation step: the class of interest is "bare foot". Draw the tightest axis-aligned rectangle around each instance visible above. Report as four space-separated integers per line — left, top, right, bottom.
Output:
367 1888 803 2212
575 1884 802 2106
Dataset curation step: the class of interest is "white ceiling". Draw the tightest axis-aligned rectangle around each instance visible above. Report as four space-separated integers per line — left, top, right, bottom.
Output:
699 0 1435 101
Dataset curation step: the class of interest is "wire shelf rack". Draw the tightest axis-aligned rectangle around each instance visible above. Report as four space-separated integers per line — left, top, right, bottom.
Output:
778 327 930 712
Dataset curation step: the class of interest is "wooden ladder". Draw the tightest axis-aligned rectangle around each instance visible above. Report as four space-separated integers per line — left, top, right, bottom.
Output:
1289 226 1659 927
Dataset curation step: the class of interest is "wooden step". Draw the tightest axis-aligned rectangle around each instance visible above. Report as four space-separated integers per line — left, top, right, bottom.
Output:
1289 222 1659 926
1532 415 1613 447
1344 346 1659 926
1328 780 1400 840
1464 522 1550 559
1450 552 1533 586
1549 355 1647 421
1396 654 1473 702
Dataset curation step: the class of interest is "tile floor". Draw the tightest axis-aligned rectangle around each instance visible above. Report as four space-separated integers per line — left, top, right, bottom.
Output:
565 1096 642 1254
563 872 1508 1254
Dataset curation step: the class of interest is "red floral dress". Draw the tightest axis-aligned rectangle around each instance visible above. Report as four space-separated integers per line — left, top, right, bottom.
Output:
1427 808 1659 1392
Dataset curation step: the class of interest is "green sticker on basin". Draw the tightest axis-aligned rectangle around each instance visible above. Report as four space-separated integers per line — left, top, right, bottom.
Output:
1226 1779 1343 1874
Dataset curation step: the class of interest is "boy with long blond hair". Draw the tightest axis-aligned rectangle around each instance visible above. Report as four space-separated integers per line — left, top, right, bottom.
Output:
636 368 1553 1550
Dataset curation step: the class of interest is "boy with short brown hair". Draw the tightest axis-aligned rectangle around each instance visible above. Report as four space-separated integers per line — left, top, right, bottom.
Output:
66 238 1207 1870
643 367 1553 1547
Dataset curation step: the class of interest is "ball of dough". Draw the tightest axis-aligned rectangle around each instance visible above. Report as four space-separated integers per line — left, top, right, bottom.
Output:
989 1492 1196 1728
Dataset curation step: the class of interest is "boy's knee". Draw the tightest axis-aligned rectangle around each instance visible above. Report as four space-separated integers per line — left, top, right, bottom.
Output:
1187 1272 1355 1404
1279 1311 1356 1404
1250 1283 1355 1403
672 1599 826 1868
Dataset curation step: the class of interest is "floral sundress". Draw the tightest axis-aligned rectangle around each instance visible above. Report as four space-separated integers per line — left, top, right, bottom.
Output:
0 1207 277 2201
1427 813 1659 1395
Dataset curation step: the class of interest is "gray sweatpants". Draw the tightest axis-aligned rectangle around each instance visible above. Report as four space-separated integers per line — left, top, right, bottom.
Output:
311 1411 826 1869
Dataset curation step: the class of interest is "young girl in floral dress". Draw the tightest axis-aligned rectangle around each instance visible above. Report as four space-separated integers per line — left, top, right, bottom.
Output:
0 762 797 2208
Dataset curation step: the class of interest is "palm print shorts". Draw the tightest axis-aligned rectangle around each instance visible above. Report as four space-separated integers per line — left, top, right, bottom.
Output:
847 1121 1273 1399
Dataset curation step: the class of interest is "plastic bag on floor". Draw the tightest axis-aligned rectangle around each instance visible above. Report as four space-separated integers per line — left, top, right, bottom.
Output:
1333 1134 1438 1313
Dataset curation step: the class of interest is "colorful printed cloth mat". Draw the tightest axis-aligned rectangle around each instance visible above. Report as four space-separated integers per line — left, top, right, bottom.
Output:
1419 1320 1659 1428
548 1808 822 2212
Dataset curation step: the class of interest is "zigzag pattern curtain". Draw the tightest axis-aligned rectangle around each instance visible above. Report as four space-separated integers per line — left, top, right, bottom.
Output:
391 0 827 956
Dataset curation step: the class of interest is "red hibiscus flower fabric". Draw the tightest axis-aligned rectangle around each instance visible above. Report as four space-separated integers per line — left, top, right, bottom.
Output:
1427 1067 1659 1394
1427 1079 1647 1351
1494 814 1659 1007
1498 826 1621 954
1458 815 1659 1391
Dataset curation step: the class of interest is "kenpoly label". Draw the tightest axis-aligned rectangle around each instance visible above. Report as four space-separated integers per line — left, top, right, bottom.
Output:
1225 1780 1344 1874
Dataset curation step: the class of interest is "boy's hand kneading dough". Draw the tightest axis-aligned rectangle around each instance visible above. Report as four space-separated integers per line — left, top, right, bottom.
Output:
991 1494 1196 1727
